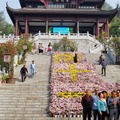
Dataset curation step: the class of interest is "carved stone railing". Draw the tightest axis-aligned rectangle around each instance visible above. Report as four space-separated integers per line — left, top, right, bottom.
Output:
0 34 20 42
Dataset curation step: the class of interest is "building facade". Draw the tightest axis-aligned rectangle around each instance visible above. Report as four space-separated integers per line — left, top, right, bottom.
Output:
6 0 118 36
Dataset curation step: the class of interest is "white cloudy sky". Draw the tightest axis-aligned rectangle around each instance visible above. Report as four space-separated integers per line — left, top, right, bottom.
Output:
0 0 119 24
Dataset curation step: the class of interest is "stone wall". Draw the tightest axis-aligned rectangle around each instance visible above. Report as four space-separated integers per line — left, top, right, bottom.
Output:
107 47 116 64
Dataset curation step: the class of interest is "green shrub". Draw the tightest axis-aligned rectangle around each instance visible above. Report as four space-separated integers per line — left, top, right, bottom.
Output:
1 75 9 81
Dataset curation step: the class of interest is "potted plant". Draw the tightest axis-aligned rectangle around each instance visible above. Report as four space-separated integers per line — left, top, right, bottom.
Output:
1 75 9 84
17 33 34 63
0 41 19 84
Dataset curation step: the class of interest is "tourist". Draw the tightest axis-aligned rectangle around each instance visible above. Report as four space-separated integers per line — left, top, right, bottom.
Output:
92 88 99 120
71 47 74 52
99 55 103 65
30 60 36 77
38 43 44 53
20 65 28 82
48 42 52 56
81 89 93 120
73 53 78 63
108 91 118 120
102 91 109 119
117 90 120 119
94 44 98 48
101 59 107 76
98 92 108 120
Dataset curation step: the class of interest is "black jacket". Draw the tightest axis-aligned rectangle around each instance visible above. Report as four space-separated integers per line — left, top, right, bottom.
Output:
20 67 28 74
81 95 93 109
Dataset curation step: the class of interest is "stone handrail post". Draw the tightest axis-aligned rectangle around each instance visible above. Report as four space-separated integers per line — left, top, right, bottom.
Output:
77 31 79 37
39 31 41 39
87 31 89 38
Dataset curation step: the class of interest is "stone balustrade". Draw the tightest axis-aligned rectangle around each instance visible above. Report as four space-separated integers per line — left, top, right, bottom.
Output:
0 34 20 42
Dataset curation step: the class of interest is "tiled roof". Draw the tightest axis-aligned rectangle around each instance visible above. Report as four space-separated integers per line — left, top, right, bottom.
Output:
6 6 118 15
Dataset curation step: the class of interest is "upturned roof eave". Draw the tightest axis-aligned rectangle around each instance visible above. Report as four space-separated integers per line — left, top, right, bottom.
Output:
6 5 118 23
6 6 118 15
19 0 25 8
6 5 15 25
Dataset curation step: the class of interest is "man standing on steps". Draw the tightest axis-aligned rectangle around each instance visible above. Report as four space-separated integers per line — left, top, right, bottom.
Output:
99 55 103 65
30 60 36 77
108 91 118 120
20 65 28 82
81 89 93 120
101 59 107 76
92 88 99 120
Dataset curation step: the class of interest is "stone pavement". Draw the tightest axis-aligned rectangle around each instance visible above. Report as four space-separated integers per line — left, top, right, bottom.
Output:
86 52 120 85
0 52 120 120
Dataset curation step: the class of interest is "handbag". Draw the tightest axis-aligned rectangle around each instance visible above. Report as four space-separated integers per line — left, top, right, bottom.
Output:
47 47 51 51
98 60 101 62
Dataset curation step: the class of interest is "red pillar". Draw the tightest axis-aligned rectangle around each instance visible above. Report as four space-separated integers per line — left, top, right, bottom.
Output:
46 20 48 33
46 16 48 33
77 16 79 32
96 20 99 36
105 18 109 37
15 19 19 36
25 18 29 34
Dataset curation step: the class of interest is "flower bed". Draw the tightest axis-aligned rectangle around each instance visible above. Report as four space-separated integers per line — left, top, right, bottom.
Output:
49 52 117 116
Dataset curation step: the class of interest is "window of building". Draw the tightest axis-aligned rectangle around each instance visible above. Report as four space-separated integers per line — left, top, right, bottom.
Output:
79 6 95 9
28 5 32 8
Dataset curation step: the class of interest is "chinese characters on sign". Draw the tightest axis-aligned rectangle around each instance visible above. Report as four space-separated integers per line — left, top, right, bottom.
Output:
3 54 11 63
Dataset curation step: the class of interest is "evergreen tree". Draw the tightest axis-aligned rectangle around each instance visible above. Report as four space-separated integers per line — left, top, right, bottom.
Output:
0 11 14 35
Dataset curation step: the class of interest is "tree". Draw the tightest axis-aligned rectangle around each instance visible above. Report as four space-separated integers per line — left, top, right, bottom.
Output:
97 32 108 53
0 11 6 33
108 37 120 64
17 34 34 63
102 2 120 36
2 23 14 35
0 41 18 78
102 2 113 10
0 11 14 35
109 19 120 36
109 7 120 36
52 37 78 52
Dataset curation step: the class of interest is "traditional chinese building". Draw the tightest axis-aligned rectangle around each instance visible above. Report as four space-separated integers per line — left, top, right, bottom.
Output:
6 0 118 36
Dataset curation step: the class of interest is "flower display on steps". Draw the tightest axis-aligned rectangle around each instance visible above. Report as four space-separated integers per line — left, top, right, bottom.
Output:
49 52 117 116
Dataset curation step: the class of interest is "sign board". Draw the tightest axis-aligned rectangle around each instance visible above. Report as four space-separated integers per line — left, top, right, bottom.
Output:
23 44 28 50
3 54 11 63
53 27 69 33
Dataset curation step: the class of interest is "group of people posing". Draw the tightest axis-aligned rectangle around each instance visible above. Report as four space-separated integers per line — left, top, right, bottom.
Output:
33 42 52 56
81 89 120 120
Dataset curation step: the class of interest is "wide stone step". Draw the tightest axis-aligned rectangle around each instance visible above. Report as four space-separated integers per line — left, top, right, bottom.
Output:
0 116 83 120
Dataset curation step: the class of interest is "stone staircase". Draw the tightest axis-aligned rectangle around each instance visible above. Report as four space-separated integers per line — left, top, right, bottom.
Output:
0 53 83 120
86 52 120 85
0 53 50 120
0 52 120 120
